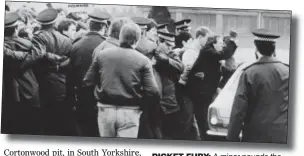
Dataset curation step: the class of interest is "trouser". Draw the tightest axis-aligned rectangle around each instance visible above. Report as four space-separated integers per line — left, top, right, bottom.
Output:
174 84 201 140
75 91 99 137
137 100 163 139
189 93 214 140
1 102 41 135
76 105 99 137
97 103 142 138
137 110 163 139
41 101 80 136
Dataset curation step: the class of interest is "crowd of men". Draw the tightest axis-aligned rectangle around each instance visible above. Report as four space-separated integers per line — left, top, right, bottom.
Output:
2 4 289 143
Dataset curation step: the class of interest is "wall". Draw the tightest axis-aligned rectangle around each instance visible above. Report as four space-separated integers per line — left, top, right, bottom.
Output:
138 6 291 49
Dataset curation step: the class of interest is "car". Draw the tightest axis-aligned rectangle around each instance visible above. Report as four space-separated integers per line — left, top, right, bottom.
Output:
206 61 254 139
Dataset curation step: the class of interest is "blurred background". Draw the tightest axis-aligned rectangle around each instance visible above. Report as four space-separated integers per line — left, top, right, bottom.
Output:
5 1 291 64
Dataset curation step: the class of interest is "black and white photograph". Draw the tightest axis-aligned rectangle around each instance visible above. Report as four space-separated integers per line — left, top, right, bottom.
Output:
2 1 291 144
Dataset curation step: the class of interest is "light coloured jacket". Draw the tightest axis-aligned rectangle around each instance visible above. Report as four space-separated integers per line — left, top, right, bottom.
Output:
179 44 201 84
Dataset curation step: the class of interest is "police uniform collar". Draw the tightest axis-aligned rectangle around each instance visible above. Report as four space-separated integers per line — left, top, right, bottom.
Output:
257 56 280 63
242 57 287 71
86 31 105 39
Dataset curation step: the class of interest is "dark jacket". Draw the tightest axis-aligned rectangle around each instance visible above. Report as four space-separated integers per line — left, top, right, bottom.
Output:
154 43 184 114
32 28 73 104
83 45 160 107
68 31 106 107
69 32 106 92
227 56 289 143
187 40 237 96
3 37 40 107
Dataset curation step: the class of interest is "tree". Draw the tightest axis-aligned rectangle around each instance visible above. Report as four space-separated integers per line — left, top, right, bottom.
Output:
147 6 175 33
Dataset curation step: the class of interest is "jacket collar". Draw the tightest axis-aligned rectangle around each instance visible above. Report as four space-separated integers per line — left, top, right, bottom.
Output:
106 37 120 47
256 56 281 64
86 31 105 39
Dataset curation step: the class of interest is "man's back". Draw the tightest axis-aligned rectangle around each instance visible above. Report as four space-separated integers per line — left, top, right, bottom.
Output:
244 60 289 125
232 57 289 143
4 37 40 107
85 46 159 106
70 31 106 87
32 28 72 102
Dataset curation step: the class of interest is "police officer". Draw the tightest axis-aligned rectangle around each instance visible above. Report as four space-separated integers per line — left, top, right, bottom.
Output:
3 12 65 135
68 8 111 137
157 23 170 33
32 8 77 136
131 17 158 58
130 17 162 139
174 19 191 35
227 29 289 143
154 30 188 140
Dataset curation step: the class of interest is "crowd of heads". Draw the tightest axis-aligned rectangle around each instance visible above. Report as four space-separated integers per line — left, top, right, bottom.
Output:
4 3 278 57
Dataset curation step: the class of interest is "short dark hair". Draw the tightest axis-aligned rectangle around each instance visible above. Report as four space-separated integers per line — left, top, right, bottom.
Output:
41 23 56 30
254 40 275 56
119 22 141 47
66 12 81 21
146 19 157 32
89 21 106 32
58 19 76 34
206 35 222 45
175 31 193 48
108 17 132 40
229 30 238 38
4 26 17 37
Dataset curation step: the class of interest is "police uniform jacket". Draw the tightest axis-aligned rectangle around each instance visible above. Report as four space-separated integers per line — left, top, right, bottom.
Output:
154 43 184 115
32 28 73 104
69 31 106 98
3 37 40 107
227 56 289 143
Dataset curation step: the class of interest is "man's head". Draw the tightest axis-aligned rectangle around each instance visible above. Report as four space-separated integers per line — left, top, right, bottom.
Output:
66 12 81 21
207 35 224 52
4 12 21 37
130 17 151 37
88 20 107 35
146 19 158 41
158 31 176 51
36 8 58 29
108 17 132 40
56 8 67 21
195 26 212 47
58 19 77 40
254 41 276 57
88 8 111 35
229 30 238 40
252 28 280 57
175 19 191 34
119 22 141 49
